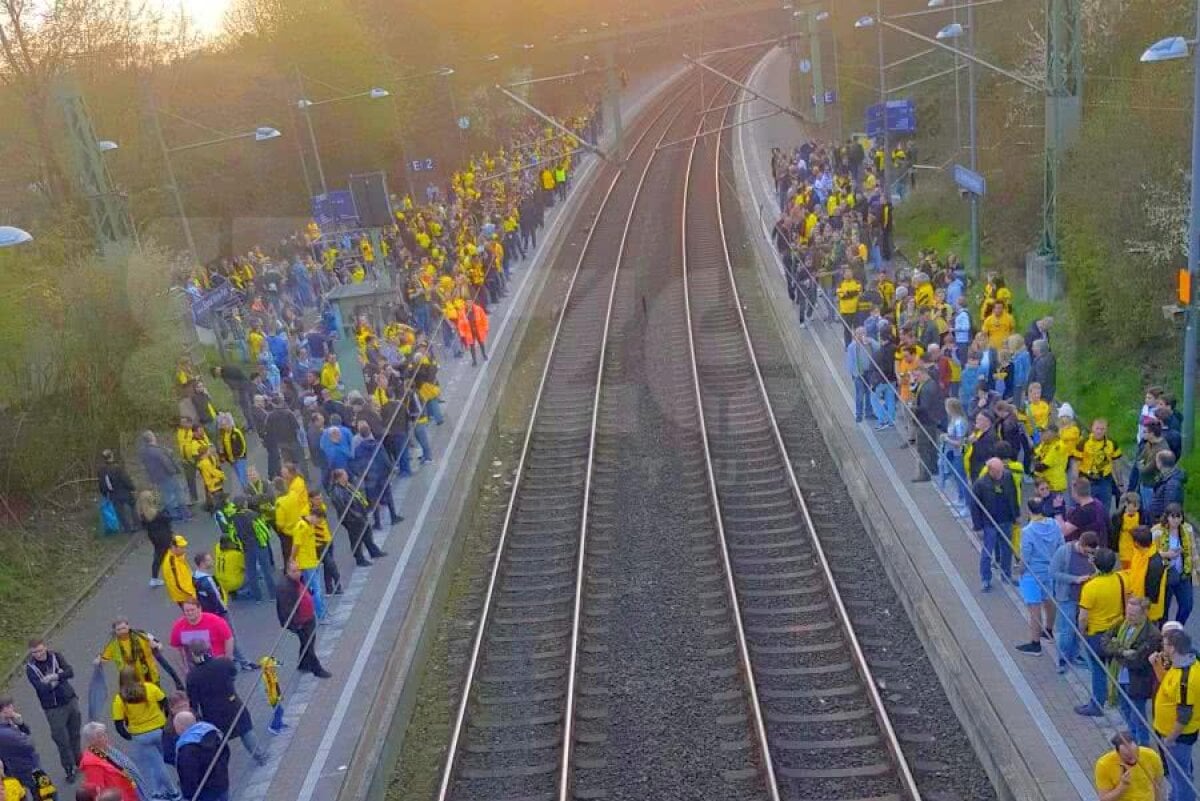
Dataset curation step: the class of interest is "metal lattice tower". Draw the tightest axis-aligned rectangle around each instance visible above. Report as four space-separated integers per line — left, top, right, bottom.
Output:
57 79 136 253
1039 0 1082 260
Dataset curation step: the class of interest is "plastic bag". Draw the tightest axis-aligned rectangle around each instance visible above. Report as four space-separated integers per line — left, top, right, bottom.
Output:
99 498 120 535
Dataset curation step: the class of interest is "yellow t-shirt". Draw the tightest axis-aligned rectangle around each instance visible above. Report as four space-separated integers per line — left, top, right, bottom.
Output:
1154 665 1200 736
1026 399 1051 432
1079 572 1125 635
112 682 166 735
1094 748 1163 801
1033 440 1069 493
981 312 1015 350
1075 437 1122 478
1117 512 1141 567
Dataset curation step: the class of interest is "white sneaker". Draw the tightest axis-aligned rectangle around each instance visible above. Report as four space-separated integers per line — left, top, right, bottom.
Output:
148 578 164 588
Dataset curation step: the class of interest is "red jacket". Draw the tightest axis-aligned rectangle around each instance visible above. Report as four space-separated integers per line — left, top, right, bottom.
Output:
79 749 140 801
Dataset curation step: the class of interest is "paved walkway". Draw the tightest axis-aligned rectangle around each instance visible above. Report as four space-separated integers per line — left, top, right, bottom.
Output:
734 46 1128 801
2 66 681 801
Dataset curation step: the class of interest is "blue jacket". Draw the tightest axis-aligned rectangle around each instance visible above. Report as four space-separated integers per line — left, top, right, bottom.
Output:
352 438 393 488
1020 517 1060 583
138 442 180 484
958 365 983 408
1011 350 1031 391
267 333 290 370
320 427 354 473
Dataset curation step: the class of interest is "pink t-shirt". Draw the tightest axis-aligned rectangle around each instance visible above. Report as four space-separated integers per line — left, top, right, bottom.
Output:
169 612 233 658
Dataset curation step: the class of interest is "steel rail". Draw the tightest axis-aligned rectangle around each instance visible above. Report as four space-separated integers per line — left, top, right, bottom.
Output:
678 55 784 801
433 74 703 801
554 62 727 801
702 74 924 800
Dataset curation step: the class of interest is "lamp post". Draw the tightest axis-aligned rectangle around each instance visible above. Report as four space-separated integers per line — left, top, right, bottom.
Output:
295 77 391 195
935 20 981 276
0 226 33 248
153 111 282 269
1142 12 1200 455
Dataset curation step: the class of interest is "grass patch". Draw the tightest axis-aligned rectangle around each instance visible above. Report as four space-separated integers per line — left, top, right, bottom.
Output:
898 210 1200 511
0 510 130 674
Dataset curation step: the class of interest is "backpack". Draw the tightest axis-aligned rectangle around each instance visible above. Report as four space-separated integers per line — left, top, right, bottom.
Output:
214 535 245 595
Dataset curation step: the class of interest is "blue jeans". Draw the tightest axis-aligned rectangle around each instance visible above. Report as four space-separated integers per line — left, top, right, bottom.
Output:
130 729 179 799
1055 599 1080 666
1089 476 1114 516
979 522 1013 585
1118 687 1150 746
232 458 248 490
852 376 870 422
414 422 433 461
942 446 969 509
870 383 897 426
1167 575 1195 625
242 545 276 601
427 397 445 425
1084 633 1108 708
302 566 326 619
156 478 188 519
1165 738 1196 801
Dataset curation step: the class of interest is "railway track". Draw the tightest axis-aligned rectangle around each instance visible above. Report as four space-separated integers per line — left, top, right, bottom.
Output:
678 68 923 801
434 50 932 801
435 58 759 801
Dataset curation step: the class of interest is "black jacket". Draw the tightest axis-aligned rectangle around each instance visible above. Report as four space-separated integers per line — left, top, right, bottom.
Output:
186 657 252 738
264 407 299 447
175 722 230 799
98 463 135 501
1150 468 1188 521
914 378 947 432
1101 622 1161 700
970 471 1020 529
1030 351 1057 400
329 482 369 530
25 652 77 710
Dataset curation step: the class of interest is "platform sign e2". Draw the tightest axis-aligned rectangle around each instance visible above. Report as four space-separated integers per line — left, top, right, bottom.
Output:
410 158 436 173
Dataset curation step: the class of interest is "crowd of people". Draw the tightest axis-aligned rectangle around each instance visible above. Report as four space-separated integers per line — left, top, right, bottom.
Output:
0 98 601 801
774 138 1198 800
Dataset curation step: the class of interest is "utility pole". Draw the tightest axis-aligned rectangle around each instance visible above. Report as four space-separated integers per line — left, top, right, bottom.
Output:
605 38 624 161
295 67 329 195
58 79 136 255
808 9 826 125
966 0 981 276
876 0 890 203
1181 0 1200 455
151 103 200 269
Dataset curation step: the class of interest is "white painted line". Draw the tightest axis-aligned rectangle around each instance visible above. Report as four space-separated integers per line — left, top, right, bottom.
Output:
734 50 1094 801
294 155 600 801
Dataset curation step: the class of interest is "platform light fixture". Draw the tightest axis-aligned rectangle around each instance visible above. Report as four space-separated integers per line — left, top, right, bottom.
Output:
0 226 33 248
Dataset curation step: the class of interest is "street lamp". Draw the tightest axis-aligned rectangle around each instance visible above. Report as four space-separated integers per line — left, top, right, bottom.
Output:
936 22 964 39
1142 12 1200 454
295 81 392 194
153 111 283 268
97 140 120 152
0 226 33 248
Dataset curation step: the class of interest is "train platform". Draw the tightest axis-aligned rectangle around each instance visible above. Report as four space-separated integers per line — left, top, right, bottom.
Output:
0 66 681 801
732 46 1104 801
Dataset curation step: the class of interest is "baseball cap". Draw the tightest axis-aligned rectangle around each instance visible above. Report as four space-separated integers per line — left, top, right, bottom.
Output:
172 535 188 548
